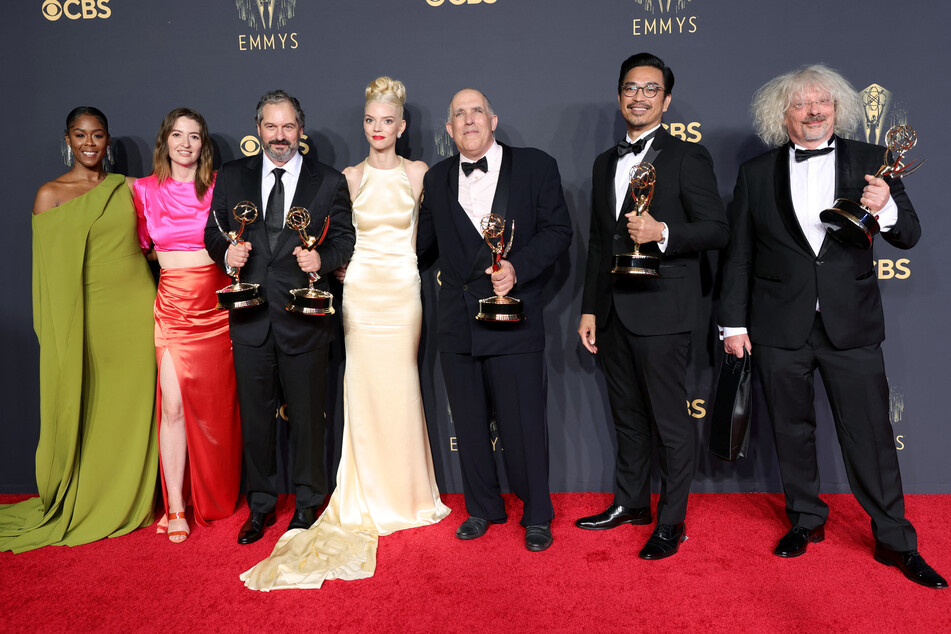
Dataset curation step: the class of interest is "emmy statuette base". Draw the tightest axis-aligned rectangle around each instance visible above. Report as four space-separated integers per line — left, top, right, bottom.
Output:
820 198 880 250
611 253 661 277
476 296 526 322
215 282 265 310
285 287 335 316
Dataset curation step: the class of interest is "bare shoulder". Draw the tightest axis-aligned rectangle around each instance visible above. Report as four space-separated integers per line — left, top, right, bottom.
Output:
125 175 137 192
404 159 429 178
33 180 67 215
404 159 428 202
342 163 364 200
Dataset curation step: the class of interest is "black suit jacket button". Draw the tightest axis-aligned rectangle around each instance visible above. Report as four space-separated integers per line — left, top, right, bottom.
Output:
463 284 468 291
613 234 621 240
815 260 823 266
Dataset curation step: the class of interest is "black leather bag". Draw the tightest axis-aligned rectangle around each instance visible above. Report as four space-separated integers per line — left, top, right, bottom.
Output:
709 351 752 461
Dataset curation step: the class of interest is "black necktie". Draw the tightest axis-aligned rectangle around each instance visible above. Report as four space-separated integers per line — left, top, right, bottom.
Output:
266 167 285 251
461 156 488 177
617 131 656 157
794 146 834 162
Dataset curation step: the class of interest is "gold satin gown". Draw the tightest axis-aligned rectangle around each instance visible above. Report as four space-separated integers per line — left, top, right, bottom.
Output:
242 159 450 590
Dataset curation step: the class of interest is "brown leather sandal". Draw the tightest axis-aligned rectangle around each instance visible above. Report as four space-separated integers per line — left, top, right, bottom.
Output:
167 511 190 543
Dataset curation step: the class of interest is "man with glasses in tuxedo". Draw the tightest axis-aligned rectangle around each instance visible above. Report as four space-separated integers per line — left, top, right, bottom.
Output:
576 52 728 559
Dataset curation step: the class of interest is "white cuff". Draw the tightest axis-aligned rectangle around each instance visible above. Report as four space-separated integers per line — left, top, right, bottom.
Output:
876 196 899 232
224 246 235 276
718 326 748 341
657 222 669 253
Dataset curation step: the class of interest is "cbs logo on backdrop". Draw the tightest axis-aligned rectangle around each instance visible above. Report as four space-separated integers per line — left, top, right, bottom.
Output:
239 135 311 157
42 0 111 21
663 122 702 143
875 259 911 279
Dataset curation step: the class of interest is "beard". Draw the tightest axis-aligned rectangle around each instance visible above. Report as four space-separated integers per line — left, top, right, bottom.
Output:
801 115 830 141
263 139 298 163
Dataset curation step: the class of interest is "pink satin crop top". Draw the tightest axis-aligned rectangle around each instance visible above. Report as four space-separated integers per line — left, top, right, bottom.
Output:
132 174 215 252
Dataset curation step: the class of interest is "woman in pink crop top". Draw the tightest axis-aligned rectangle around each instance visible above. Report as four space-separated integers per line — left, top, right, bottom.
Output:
132 108 242 543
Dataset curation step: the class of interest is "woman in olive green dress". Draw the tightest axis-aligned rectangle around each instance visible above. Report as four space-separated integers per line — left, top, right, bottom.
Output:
0 107 159 553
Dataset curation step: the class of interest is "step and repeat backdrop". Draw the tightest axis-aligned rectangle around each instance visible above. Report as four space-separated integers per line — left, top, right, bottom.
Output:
2 1 948 494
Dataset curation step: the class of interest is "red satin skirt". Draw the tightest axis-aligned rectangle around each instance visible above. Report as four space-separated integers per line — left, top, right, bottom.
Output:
154 263 241 528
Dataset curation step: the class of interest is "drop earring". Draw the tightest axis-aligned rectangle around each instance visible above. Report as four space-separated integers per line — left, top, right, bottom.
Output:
63 143 73 167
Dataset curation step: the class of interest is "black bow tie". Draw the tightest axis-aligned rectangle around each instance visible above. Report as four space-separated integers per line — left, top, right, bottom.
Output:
617 131 656 157
461 156 489 176
794 146 834 162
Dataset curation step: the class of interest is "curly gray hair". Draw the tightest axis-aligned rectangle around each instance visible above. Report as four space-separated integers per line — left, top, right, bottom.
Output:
751 64 863 147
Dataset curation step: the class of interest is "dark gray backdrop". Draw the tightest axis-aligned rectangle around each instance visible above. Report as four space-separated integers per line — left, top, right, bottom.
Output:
2 0 948 495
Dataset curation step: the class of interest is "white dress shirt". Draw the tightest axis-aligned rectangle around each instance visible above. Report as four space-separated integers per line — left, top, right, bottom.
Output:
458 141 503 236
225 150 303 270
614 125 668 251
261 150 303 229
719 138 900 339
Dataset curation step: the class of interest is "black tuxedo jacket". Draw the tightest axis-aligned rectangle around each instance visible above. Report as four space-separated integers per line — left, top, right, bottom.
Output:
417 143 572 356
718 137 920 350
204 152 354 353
581 127 728 334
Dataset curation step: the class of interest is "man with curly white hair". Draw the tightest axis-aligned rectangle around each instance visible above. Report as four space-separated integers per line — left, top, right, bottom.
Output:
718 64 945 589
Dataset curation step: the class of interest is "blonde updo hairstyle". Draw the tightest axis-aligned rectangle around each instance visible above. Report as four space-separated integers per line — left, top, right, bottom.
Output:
365 76 406 119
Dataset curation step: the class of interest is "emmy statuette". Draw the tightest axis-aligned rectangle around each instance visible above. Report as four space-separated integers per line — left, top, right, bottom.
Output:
213 201 265 310
611 162 661 277
284 207 335 316
820 124 925 249
475 214 525 322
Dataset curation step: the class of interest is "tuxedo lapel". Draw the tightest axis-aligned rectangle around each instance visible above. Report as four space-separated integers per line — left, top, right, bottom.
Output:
238 155 271 258
832 136 851 200
616 130 665 230
271 156 325 259
817 138 851 258
772 148 814 256
605 151 620 223
442 156 485 282
464 145 512 281
447 155 472 239
490 144 513 221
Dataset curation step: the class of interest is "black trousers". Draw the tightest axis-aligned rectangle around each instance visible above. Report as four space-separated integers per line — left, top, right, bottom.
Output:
756 313 916 551
232 329 329 514
598 307 694 524
440 350 553 527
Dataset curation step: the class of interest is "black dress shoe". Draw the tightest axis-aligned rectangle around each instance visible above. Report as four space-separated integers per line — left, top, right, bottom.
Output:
638 522 686 560
237 510 277 545
575 504 652 530
287 506 319 531
525 523 553 552
874 546 948 589
774 525 824 558
456 517 489 540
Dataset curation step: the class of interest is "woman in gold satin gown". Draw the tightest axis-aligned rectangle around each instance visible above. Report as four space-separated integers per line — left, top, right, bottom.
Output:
242 77 449 590
0 107 158 553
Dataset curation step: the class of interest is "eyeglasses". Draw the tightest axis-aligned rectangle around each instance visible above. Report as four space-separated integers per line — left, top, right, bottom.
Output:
621 83 664 99
790 98 835 111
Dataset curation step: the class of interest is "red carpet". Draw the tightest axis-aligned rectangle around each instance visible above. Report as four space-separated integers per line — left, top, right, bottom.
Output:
1 492 948 632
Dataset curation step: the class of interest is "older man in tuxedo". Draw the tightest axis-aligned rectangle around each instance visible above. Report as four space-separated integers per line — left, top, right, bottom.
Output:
205 90 354 545
576 52 728 559
417 88 572 552
719 65 945 588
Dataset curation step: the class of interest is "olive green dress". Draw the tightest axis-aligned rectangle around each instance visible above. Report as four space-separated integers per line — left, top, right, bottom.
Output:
0 174 158 553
